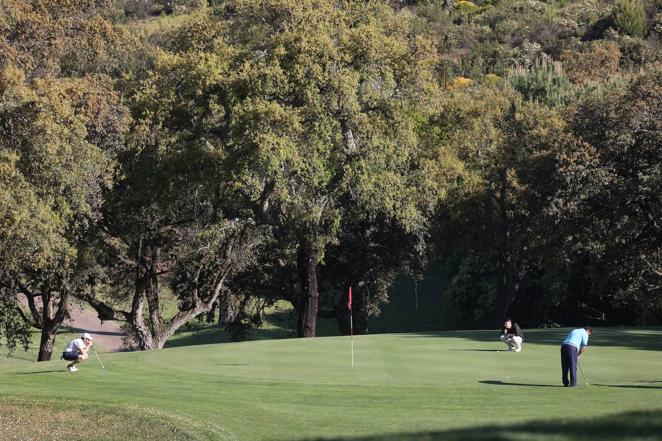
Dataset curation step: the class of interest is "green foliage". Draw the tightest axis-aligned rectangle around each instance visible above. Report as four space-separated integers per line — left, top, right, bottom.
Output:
442 253 496 328
434 86 570 326
158 0 208 15
456 0 480 20
0 0 141 79
508 57 571 106
0 291 29 352
549 67 662 322
561 41 621 84
617 35 659 69
613 0 647 38
133 0 459 337
0 1 132 358
483 73 502 86
0 62 124 359
1 0 660 343
0 66 113 274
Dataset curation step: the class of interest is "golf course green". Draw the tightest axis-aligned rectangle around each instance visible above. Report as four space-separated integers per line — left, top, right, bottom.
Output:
1 327 661 440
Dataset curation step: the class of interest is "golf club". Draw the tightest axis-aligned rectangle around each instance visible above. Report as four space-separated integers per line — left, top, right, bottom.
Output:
578 361 588 385
92 346 105 370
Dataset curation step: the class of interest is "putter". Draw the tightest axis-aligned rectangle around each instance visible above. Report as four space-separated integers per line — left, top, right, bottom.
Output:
578 362 588 385
92 346 105 370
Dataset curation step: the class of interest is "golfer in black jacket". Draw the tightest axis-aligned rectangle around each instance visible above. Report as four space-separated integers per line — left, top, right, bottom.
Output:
499 318 523 352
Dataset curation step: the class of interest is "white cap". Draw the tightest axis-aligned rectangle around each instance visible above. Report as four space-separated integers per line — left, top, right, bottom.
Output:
81 332 93 340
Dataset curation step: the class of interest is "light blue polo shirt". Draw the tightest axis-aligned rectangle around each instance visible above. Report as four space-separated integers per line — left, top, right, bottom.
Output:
562 328 589 350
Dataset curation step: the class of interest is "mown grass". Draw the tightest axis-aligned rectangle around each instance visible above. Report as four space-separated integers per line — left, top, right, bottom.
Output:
0 396 200 441
1 328 661 440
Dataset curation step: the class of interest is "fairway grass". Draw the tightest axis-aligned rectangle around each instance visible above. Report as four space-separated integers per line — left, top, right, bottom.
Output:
1 328 661 441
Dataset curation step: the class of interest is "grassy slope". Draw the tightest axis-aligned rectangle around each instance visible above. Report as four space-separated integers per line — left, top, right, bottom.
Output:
2 327 662 440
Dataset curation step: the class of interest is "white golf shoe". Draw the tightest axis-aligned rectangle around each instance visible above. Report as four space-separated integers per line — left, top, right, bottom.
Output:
67 365 78 372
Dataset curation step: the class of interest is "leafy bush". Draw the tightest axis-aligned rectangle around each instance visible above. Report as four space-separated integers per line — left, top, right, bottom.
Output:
617 35 659 68
448 76 474 89
613 0 647 37
508 57 571 106
561 40 621 84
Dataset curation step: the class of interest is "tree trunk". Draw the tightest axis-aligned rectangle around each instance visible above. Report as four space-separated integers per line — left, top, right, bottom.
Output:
218 296 234 326
130 237 156 350
37 326 57 362
92 227 248 350
131 284 153 350
31 285 69 362
144 246 165 347
296 239 320 337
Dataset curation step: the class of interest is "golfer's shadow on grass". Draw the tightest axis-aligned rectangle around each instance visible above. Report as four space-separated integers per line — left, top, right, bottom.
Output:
14 370 63 375
479 380 563 388
449 349 502 352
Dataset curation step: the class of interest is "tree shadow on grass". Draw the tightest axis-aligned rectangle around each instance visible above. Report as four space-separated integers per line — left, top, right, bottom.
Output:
164 326 295 348
404 327 662 352
517 327 662 352
298 410 662 441
593 383 662 390
398 331 499 343
163 309 299 349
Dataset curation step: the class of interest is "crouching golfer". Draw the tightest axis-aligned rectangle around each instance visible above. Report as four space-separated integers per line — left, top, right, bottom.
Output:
62 332 93 372
499 318 524 352
560 326 591 387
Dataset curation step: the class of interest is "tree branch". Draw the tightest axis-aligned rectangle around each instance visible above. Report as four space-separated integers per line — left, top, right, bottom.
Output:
14 303 38 328
641 256 662 277
82 294 131 322
17 282 44 328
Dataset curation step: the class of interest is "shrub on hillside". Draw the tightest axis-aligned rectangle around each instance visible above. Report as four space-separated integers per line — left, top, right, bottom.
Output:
617 35 659 68
448 76 473 89
561 40 621 84
508 57 571 106
613 0 647 37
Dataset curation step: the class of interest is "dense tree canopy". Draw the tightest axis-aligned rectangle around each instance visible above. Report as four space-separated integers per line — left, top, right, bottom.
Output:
0 0 129 358
549 68 662 324
1 0 660 358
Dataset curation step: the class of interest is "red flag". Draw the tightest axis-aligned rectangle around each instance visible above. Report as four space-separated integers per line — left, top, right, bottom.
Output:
348 286 352 310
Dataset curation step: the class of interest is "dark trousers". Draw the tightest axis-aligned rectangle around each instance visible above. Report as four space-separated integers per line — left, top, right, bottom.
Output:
560 344 578 387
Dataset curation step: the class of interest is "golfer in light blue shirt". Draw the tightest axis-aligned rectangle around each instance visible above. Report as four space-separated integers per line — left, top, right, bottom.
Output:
560 326 592 387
